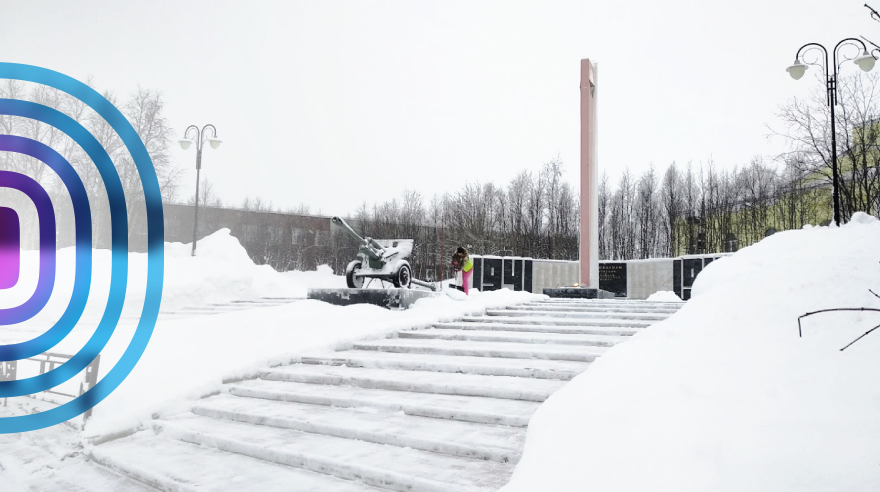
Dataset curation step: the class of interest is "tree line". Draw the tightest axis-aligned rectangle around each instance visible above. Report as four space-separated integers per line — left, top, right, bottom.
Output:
600 72 880 260
340 71 880 277
336 158 580 280
0 79 177 249
333 155 827 279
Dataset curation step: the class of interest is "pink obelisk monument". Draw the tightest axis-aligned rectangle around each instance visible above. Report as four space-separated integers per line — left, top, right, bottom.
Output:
579 59 599 287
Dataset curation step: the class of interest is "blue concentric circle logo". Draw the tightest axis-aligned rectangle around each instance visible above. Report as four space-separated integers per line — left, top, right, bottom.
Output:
0 63 164 433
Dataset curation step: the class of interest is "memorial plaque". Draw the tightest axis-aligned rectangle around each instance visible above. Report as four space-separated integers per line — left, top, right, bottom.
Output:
472 257 483 291
599 262 627 297
683 258 702 288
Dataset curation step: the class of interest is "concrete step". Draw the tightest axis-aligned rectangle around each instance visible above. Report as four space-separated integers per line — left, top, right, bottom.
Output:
511 304 679 314
154 414 514 492
229 379 540 427
228 299 299 304
353 338 606 363
0 421 157 492
487 309 670 321
208 302 295 308
179 305 249 311
22 463 157 492
192 393 525 464
400 328 628 347
436 320 642 335
260 364 565 402
460 315 653 328
299 349 590 380
89 429 385 492
532 299 685 308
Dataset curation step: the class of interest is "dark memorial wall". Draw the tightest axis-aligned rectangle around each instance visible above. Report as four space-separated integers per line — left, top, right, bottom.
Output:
459 254 726 299
673 259 682 299
471 257 530 292
598 263 627 297
676 256 723 300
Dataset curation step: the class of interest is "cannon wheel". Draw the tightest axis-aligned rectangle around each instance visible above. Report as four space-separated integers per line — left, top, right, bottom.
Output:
346 260 364 288
393 264 412 288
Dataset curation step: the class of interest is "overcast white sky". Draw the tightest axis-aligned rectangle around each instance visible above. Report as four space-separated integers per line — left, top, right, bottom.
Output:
3 0 878 216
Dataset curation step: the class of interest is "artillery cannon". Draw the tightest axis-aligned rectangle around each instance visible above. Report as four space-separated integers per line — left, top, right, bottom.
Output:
331 216 436 290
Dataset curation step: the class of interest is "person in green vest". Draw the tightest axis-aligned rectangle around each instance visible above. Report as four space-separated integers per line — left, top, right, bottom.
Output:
451 247 474 295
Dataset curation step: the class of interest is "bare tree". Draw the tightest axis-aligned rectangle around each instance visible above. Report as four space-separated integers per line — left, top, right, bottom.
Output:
772 71 880 222
660 162 681 256
598 172 610 259
635 165 659 258
188 176 222 207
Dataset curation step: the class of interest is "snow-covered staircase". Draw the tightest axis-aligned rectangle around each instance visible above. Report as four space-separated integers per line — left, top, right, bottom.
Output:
88 298 683 492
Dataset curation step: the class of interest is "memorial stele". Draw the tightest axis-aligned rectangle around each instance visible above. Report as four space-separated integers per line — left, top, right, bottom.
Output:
580 59 599 287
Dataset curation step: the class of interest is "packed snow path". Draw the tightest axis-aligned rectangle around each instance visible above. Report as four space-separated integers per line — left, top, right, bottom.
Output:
88 298 683 491
117 296 303 324
0 297 302 346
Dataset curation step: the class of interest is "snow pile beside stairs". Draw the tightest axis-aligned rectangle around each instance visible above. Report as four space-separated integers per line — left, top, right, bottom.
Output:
503 213 880 492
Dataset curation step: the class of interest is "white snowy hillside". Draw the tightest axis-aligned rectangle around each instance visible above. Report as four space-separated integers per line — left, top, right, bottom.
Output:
502 213 880 492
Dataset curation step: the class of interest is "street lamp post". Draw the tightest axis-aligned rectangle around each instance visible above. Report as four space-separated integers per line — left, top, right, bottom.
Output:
786 39 876 226
179 124 222 256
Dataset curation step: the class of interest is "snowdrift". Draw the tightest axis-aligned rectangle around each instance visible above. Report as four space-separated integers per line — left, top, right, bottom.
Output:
162 228 307 307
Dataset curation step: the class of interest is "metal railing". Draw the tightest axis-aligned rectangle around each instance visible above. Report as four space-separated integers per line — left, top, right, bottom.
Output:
1 352 101 422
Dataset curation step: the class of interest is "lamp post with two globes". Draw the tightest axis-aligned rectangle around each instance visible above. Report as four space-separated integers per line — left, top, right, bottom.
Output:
179 124 222 256
786 40 876 226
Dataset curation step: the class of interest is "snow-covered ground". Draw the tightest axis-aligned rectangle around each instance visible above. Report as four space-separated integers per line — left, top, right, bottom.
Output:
4 215 880 491
502 213 880 492
1 228 540 439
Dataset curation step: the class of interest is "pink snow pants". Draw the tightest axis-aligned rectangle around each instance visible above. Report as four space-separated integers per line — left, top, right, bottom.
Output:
462 268 472 295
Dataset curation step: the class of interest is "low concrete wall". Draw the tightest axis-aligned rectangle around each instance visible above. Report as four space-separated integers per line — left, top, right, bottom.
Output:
470 254 729 300
531 260 580 294
307 288 439 310
626 259 674 300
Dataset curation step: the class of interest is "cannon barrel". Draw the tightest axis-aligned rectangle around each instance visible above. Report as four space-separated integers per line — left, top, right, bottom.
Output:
331 216 385 261
331 216 364 243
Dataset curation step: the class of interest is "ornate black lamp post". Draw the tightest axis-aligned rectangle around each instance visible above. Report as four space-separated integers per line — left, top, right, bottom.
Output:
179 124 222 256
786 40 876 226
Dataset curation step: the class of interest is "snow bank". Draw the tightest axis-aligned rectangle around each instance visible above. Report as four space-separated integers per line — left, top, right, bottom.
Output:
161 228 306 307
503 213 880 492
